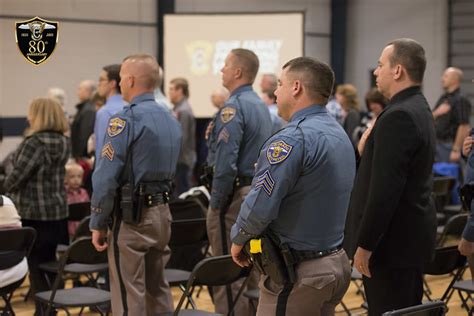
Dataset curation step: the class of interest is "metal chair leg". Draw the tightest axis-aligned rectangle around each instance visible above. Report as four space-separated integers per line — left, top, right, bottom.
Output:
339 301 351 315
180 284 197 309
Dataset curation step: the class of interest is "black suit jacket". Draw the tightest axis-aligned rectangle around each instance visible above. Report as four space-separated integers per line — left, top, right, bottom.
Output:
344 86 437 269
71 101 96 158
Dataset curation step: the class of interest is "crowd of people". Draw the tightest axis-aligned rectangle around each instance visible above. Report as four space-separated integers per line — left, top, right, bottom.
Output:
0 36 473 316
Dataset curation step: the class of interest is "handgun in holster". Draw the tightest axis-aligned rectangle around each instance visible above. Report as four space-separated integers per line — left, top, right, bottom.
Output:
119 182 143 225
244 232 296 286
199 165 214 191
460 184 474 211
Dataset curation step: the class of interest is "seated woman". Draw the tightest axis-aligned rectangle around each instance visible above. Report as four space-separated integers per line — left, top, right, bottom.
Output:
0 195 28 288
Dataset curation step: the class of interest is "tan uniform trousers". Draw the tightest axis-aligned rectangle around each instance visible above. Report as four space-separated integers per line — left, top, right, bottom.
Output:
108 204 174 316
207 186 259 316
257 249 351 316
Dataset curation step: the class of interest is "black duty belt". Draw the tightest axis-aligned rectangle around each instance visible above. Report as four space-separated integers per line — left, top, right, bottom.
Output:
235 176 253 188
291 245 342 263
143 192 170 207
203 165 214 175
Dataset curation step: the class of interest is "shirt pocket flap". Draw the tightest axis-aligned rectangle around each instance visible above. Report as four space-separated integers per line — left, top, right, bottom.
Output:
301 274 336 290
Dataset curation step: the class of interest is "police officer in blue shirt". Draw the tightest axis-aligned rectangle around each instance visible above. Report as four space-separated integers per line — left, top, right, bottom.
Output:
207 48 272 316
231 57 356 315
90 54 181 315
205 87 229 168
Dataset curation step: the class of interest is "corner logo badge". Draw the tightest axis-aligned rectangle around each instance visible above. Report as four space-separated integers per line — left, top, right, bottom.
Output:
15 17 59 65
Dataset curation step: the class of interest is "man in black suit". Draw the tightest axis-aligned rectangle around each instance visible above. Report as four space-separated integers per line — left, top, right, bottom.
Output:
344 38 437 315
71 80 96 159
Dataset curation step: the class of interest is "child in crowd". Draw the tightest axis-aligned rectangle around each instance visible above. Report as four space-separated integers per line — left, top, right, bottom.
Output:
65 162 90 236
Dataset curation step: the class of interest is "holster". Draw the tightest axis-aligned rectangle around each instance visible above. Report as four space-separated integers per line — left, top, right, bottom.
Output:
460 184 474 211
199 165 214 191
245 232 296 286
119 182 141 224
119 181 171 225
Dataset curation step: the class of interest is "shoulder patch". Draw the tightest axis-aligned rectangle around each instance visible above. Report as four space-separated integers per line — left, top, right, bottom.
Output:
107 117 126 137
101 142 115 161
220 107 236 123
255 170 275 196
267 140 293 165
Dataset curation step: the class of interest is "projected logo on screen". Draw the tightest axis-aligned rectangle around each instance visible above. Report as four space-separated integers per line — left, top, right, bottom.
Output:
186 39 283 76
186 41 214 76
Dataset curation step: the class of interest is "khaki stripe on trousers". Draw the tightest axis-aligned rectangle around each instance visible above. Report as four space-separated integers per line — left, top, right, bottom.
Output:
108 204 174 316
257 249 351 316
206 186 259 316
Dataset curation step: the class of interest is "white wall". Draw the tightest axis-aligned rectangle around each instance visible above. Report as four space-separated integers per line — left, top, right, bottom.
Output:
0 0 157 159
345 0 448 109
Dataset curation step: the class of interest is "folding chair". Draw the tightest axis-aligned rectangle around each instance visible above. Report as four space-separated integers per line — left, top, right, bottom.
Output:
382 300 447 315
169 198 206 221
179 186 210 210
56 215 92 253
0 227 36 315
433 177 456 209
165 218 208 309
243 288 259 314
54 203 91 253
40 217 107 289
350 268 366 299
339 267 366 315
71 216 93 240
452 279 474 314
68 202 91 222
424 197 465 297
432 177 456 225
436 213 468 246
161 255 251 316
35 237 110 316
422 245 467 303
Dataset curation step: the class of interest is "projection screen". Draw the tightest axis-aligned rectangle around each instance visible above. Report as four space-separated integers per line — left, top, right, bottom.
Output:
164 12 304 118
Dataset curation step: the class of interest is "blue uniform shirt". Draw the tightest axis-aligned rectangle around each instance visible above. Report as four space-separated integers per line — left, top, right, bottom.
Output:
206 110 221 167
231 104 356 251
210 84 273 210
268 104 285 134
90 93 182 230
94 94 126 161
464 151 474 241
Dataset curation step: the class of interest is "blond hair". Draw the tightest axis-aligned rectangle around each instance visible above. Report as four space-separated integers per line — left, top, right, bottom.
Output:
336 84 360 111
29 97 68 133
65 162 84 176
